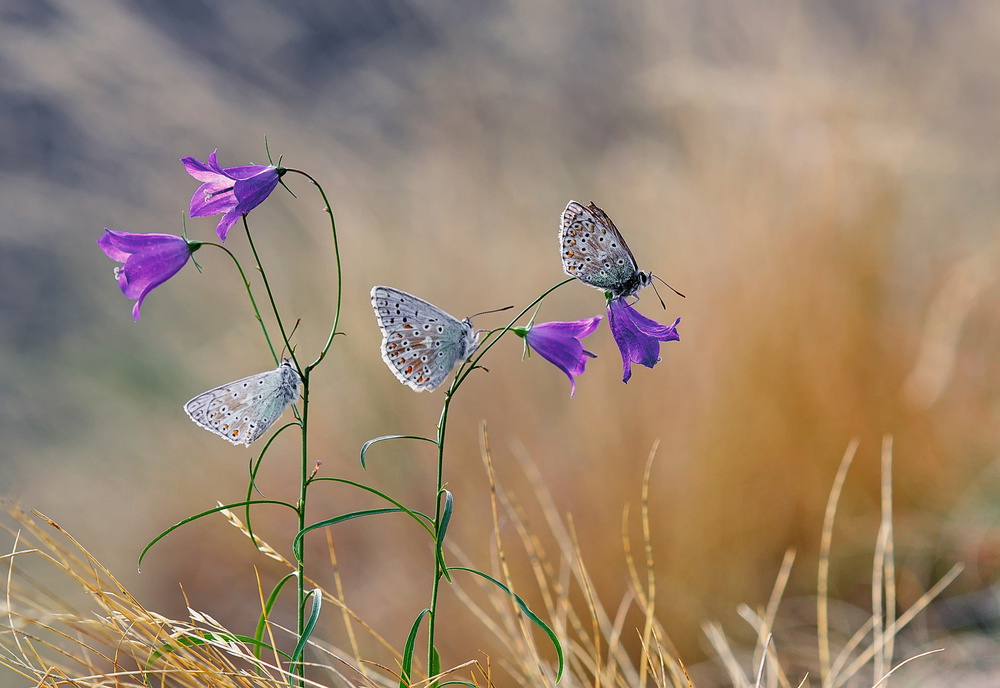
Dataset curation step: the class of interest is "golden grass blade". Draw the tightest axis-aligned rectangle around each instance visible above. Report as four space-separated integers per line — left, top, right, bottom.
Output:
819 439 859 687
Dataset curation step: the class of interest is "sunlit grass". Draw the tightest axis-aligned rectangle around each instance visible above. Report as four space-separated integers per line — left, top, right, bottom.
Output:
0 435 962 687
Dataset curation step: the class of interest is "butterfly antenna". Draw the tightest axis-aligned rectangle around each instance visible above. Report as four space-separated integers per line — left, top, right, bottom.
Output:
468 305 514 320
653 274 685 299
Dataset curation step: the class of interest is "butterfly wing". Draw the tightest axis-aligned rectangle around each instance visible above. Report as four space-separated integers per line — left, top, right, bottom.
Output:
184 360 301 446
371 286 478 392
560 201 644 298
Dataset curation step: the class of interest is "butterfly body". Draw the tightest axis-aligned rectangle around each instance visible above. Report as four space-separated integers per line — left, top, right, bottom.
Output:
560 200 652 300
184 359 301 446
371 286 479 392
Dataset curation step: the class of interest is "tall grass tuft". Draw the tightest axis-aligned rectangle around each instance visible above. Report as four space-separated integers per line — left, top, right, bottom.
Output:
0 436 960 687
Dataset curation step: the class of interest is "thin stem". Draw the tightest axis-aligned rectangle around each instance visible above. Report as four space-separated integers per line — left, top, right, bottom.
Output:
453 278 575 390
282 168 344 373
252 169 342 686
203 242 277 362
243 219 299 371
295 371 310 686
426 392 450 679
424 277 574 679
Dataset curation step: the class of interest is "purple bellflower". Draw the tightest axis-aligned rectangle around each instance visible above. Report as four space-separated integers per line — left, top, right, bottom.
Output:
182 150 283 242
513 316 601 396
607 298 680 383
98 229 201 322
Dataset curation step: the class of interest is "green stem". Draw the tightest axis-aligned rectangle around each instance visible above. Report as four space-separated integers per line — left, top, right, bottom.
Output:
243 219 299 371
203 242 278 362
265 170 342 685
283 168 344 373
426 391 451 680
424 277 574 681
295 371 310 686
454 278 575 389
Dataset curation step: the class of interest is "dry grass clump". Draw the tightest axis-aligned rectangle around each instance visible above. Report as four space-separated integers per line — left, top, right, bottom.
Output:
0 435 963 687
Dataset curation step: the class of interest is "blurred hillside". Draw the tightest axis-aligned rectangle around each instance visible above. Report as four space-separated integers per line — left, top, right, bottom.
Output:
1 0 999 682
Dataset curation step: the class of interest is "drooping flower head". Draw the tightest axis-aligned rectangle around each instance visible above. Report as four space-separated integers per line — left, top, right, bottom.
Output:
182 150 283 242
513 316 601 396
98 229 200 321
606 298 680 383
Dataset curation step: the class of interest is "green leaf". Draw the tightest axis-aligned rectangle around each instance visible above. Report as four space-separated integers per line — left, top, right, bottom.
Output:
429 645 442 683
289 588 322 685
448 567 564 683
435 491 454 584
292 508 403 560
253 572 298 660
306 477 435 531
360 434 437 470
437 490 453 551
244 421 300 542
400 609 430 688
138 500 298 571
305 477 450 577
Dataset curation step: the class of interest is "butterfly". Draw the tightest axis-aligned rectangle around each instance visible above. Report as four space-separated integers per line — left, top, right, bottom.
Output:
559 200 652 301
371 286 480 392
183 359 302 446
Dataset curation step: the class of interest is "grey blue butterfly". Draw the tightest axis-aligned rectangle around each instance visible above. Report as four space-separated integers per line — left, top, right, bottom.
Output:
184 359 301 446
371 286 479 392
559 200 652 301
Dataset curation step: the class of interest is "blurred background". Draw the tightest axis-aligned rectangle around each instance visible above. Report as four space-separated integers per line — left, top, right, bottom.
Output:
2 0 1000 684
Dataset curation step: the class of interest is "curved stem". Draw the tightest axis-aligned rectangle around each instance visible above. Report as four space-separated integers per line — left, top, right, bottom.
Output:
283 168 344 374
203 242 277 362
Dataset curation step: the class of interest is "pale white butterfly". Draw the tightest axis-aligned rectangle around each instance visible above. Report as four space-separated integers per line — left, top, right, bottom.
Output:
559 200 653 301
183 359 302 446
371 286 480 392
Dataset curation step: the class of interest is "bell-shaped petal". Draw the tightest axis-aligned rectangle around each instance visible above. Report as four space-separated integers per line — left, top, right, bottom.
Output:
515 316 601 396
98 229 199 321
182 150 282 242
607 298 680 383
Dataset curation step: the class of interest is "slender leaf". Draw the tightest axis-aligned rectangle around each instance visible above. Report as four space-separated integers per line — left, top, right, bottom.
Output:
306 477 450 578
448 566 564 682
435 491 454 584
253 572 298 660
244 422 299 544
437 490 453 550
307 477 435 531
429 645 442 684
138 500 298 571
292 508 402 560
289 588 322 678
361 434 437 470
400 609 430 688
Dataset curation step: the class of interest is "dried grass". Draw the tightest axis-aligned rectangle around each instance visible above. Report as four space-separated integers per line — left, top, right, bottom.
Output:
0 435 961 686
